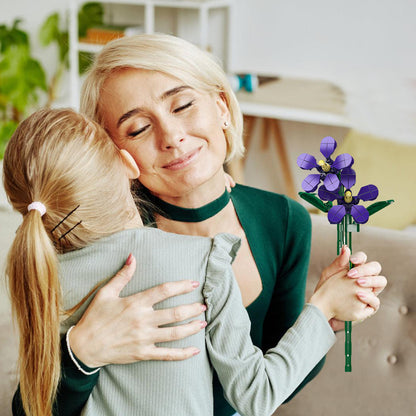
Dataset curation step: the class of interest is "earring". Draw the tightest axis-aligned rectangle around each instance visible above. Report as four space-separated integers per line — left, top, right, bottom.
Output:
223 121 229 128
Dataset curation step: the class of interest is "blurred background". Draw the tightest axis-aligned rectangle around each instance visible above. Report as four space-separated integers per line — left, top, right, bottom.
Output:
1 0 415 228
1 1 415 415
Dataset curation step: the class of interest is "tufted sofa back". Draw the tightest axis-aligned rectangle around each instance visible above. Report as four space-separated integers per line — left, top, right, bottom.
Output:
276 214 416 416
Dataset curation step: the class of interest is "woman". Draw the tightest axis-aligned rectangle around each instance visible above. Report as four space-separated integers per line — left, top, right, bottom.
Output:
5 108 376 416
13 34 385 416
77 34 385 415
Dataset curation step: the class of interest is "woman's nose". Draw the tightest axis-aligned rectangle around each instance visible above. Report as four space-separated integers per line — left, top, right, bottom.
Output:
163 136 185 149
158 122 185 149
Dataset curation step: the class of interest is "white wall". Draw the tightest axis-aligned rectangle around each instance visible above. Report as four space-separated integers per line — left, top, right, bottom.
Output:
230 0 416 143
2 0 415 143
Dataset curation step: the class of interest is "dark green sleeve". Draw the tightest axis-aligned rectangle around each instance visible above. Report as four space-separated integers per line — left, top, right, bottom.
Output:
261 198 326 400
12 336 99 416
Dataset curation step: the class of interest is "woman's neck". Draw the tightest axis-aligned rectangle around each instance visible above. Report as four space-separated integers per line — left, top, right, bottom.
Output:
154 193 242 238
153 172 226 209
143 169 242 237
156 205 233 236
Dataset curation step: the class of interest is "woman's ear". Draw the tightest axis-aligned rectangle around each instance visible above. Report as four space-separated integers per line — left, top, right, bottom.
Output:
120 149 140 179
216 92 231 127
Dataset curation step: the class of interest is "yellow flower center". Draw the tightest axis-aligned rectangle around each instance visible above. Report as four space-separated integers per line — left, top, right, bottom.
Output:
344 190 353 203
318 160 331 172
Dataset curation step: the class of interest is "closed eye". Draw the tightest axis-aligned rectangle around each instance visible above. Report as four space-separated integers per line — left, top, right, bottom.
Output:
128 124 150 137
173 100 194 113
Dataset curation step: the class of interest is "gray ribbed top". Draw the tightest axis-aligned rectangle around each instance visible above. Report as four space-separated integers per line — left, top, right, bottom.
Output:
59 228 336 416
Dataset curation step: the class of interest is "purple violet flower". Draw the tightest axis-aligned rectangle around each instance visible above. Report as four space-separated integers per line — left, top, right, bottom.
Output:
318 167 379 224
297 136 353 192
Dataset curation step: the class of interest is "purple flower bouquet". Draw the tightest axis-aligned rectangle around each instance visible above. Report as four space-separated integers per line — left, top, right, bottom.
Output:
297 136 393 371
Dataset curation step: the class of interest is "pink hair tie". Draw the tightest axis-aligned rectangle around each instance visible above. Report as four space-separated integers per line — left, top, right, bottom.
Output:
27 201 47 217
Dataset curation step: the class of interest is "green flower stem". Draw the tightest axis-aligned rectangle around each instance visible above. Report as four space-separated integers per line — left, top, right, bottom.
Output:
337 214 353 372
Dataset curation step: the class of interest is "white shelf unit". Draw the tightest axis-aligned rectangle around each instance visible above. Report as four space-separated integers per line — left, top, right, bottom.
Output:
68 0 232 109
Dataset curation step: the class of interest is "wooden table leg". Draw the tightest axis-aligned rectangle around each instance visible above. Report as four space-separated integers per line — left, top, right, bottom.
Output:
271 119 297 199
261 118 272 150
227 116 297 200
243 115 256 156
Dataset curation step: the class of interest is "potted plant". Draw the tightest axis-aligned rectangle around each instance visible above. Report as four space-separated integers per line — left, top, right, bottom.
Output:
0 4 104 208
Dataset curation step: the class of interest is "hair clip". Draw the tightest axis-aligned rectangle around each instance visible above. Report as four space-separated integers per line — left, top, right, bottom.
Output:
50 205 80 234
58 220 83 241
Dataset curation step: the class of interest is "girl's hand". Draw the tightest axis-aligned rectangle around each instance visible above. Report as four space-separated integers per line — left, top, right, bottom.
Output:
69 255 205 368
314 246 386 331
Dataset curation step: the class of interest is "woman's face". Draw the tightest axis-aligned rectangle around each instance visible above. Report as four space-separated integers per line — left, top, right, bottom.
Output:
100 68 230 199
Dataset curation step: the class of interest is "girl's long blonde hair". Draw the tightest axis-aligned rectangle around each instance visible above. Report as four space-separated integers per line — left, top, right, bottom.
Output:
80 33 244 162
3 108 138 416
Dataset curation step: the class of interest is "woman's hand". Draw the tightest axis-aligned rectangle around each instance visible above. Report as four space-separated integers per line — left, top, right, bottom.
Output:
69 255 206 368
310 246 382 323
314 246 387 331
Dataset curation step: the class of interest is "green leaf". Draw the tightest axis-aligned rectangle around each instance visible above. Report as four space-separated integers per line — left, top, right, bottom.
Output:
0 120 18 159
0 44 46 114
367 200 394 216
58 32 69 64
0 19 29 53
39 13 60 46
298 192 333 213
78 2 104 38
39 12 69 66
25 59 48 91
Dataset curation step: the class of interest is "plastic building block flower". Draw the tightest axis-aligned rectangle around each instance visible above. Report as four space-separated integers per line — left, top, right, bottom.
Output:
296 135 393 373
297 136 353 192
317 167 379 224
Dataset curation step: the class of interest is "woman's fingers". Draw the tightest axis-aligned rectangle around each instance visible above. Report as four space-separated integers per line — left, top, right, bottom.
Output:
356 275 387 295
70 277 204 366
320 245 351 281
152 303 206 326
145 346 201 361
135 280 200 306
349 251 367 265
101 254 136 297
152 320 207 344
347 261 382 278
357 291 380 315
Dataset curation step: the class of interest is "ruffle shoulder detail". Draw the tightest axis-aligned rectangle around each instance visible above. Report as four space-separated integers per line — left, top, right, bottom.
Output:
203 233 241 309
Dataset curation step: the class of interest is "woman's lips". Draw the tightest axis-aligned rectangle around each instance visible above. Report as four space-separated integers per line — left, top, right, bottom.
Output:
163 148 201 170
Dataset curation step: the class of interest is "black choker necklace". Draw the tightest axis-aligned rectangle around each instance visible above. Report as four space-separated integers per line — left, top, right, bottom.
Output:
146 189 230 222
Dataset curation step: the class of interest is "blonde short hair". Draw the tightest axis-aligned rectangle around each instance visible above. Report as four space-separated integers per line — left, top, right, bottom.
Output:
81 33 244 162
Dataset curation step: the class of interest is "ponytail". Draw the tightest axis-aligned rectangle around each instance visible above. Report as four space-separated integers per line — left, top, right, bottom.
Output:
6 209 61 416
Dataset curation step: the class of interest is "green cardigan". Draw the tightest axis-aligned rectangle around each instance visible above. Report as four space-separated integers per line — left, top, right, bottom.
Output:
12 184 325 416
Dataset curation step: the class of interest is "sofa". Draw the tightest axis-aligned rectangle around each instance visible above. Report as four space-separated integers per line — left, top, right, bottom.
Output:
276 213 416 416
1 209 415 416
